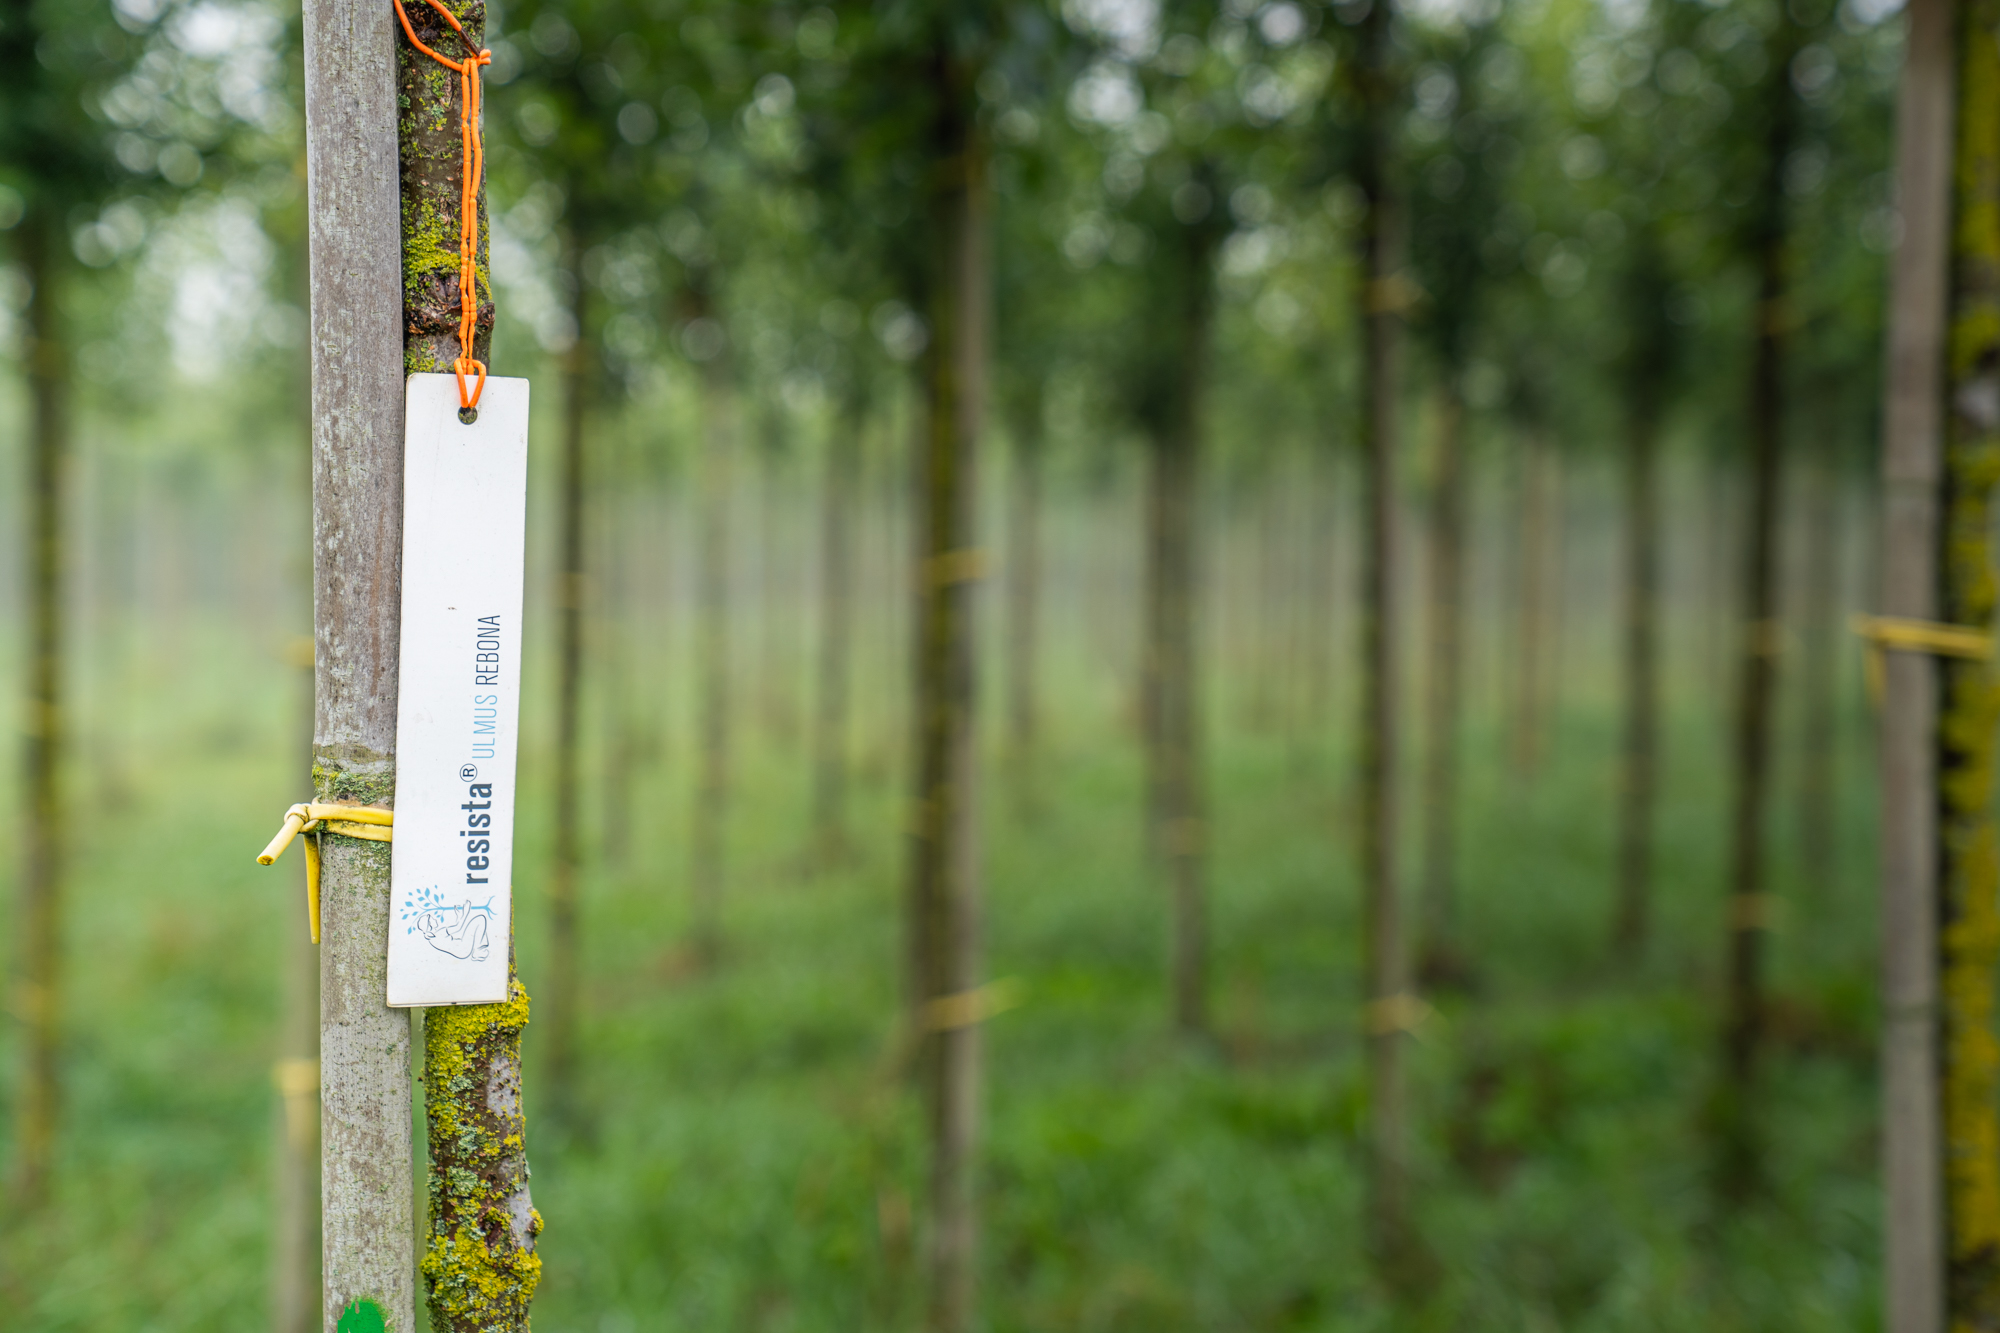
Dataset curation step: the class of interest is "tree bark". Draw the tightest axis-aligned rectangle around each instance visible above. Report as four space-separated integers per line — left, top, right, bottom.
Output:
813 392 862 866
1352 0 1413 1279
909 56 988 1333
692 299 735 966
1878 0 1952 1323
545 225 588 1102
12 207 68 1214
1418 382 1467 984
1715 8 1800 1200
304 1 415 1325
1940 2 2000 1317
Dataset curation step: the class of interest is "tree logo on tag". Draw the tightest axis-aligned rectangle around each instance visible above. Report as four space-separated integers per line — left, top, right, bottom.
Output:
401 883 496 962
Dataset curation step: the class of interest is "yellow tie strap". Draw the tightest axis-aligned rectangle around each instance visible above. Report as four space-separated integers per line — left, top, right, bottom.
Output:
1852 614 1995 706
257 803 394 944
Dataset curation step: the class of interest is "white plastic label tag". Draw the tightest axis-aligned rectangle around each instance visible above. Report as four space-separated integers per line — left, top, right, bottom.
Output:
387 373 530 1007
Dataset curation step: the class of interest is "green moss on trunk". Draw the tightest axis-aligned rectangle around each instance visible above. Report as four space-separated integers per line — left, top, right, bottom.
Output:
397 0 492 376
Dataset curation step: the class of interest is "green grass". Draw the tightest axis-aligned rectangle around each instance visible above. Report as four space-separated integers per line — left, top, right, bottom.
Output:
0 618 1882 1332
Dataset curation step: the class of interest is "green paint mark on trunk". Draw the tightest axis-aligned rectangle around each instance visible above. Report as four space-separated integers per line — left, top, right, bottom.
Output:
337 1298 387 1333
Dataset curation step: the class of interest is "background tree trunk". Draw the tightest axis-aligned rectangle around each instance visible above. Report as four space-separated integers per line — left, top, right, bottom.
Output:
1419 382 1467 985
1614 249 1668 960
1141 194 1219 1038
1878 0 1952 1323
692 306 735 966
813 392 861 866
909 57 988 1333
1353 0 1413 1279
13 208 69 1214
1005 397 1044 810
1509 429 1557 780
305 0 415 1321
545 227 588 1102
1715 7 1800 1199
272 641 320 1333
1793 444 1838 903
1940 4 2000 1318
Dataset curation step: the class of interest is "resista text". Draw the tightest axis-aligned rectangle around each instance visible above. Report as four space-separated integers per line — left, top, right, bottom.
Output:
462 782 494 884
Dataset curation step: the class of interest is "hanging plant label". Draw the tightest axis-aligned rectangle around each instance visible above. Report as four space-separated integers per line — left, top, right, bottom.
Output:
387 373 530 1007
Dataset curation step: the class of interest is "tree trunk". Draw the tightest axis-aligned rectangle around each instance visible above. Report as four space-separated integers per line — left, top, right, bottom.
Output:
545 226 588 1103
1353 0 1413 1279
1614 364 1663 959
1418 382 1467 985
1939 4 2000 1318
12 207 68 1214
1714 9 1800 1200
1878 0 1952 1322
1005 401 1044 807
396 6 540 1325
909 56 988 1333
692 318 735 966
305 1 415 1323
813 393 861 866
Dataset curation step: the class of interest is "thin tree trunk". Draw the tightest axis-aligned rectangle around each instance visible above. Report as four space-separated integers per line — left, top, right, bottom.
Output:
397 6 540 1322
545 228 588 1099
1142 205 1217 1035
1419 383 1467 985
1715 9 1800 1199
1793 445 1838 902
1353 0 1413 1279
603 442 636 872
909 56 988 1333
13 208 68 1214
692 325 734 966
813 394 861 866
1005 404 1044 806
1510 429 1555 779
1878 0 1952 1322
304 0 415 1320
1939 5 2000 1318
1614 356 1663 959
273 643 320 1333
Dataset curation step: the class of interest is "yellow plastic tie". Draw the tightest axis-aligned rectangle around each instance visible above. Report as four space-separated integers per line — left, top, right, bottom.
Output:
257 802 394 944
1852 614 1995 706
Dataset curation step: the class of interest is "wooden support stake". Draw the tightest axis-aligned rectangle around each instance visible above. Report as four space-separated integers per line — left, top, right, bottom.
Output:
301 1 413 1328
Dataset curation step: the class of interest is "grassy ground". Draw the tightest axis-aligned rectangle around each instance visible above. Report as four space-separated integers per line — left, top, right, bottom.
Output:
0 610 1882 1332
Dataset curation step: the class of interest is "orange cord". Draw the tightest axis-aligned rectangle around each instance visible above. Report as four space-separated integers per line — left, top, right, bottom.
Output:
393 0 491 411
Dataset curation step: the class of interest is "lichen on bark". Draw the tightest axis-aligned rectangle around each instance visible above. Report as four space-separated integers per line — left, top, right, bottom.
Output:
396 0 493 376
422 975 541 1330
1941 0 2000 1321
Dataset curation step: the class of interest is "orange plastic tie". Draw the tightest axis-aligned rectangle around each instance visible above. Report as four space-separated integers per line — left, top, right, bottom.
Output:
393 0 492 412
